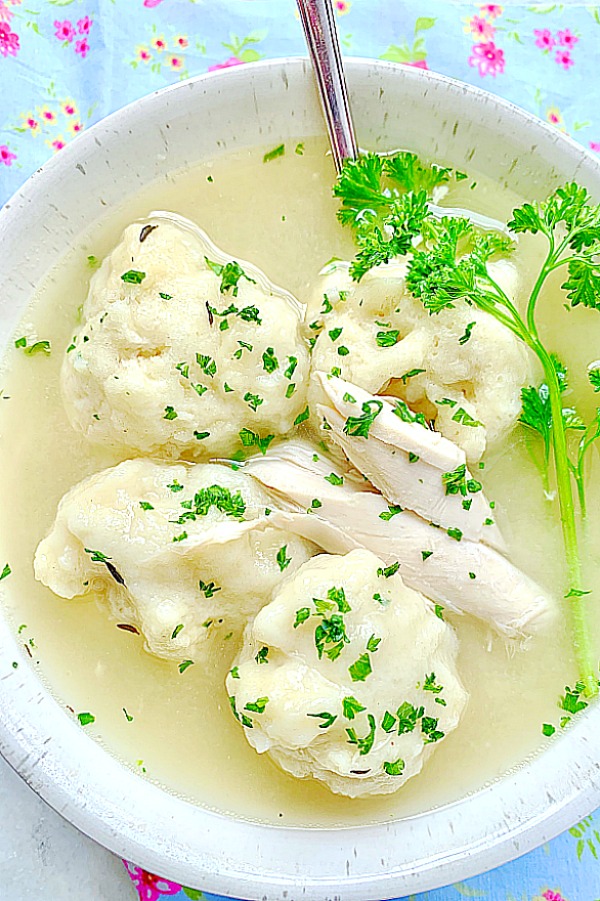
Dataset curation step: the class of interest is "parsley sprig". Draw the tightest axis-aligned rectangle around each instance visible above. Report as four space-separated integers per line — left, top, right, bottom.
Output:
336 154 600 696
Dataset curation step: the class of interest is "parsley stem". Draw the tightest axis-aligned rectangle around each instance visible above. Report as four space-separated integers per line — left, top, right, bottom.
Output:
537 341 597 697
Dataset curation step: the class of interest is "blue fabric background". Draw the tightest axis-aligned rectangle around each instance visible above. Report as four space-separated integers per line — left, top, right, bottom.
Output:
2 1 600 899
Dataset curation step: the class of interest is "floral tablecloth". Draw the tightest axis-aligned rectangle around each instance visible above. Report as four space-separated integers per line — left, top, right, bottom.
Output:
1 0 600 899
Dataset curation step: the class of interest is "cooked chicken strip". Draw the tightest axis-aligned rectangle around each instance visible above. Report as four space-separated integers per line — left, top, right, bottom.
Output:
315 372 504 550
244 441 554 638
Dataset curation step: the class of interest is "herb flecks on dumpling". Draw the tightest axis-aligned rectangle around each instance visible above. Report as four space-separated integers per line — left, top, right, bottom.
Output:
62 214 311 460
226 548 468 797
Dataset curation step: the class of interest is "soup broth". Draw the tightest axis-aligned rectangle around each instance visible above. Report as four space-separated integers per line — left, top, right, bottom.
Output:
1 138 600 827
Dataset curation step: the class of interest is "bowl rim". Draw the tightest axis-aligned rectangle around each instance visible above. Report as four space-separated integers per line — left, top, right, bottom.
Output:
1 56 600 900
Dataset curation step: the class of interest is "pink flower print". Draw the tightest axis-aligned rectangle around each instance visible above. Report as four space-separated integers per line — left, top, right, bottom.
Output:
169 55 183 70
0 21 19 56
54 19 75 43
468 41 505 77
39 107 57 125
68 120 83 136
0 144 16 167
480 4 502 17
208 56 245 72
334 0 350 13
123 863 182 901
534 28 555 50
546 106 562 126
143 0 164 6
557 29 578 48
61 100 77 116
151 36 166 52
137 46 152 63
405 59 429 69
589 141 600 153
542 891 567 901
77 16 92 35
0 1 14 23
555 48 574 70
469 15 495 40
23 115 39 133
75 37 89 58
175 36 188 49
48 136 66 153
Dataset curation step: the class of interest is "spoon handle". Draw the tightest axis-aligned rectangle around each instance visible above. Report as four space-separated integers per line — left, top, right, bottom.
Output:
297 0 358 172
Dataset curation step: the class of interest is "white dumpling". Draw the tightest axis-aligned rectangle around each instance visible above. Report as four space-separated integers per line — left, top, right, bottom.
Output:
307 258 530 461
61 214 310 460
226 549 468 797
34 459 316 662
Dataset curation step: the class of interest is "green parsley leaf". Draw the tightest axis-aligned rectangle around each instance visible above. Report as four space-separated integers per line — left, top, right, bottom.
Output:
171 624 184 640
560 682 589 715
400 368 426 384
121 270 146 285
315 613 350 661
238 428 275 455
294 405 310 426
381 711 397 732
542 723 556 737
383 758 405 776
178 660 194 674
325 472 344 486
164 406 178 420
458 321 476 345
348 652 372 682
245 697 269 714
230 666 240 680
423 672 443 694
342 696 366 720
194 430 210 441
346 713 377 755
277 545 291 572
396 701 423 734
123 708 134 722
589 368 600 392
196 353 217 378
366 634 381 653
447 527 463 542
344 399 383 437
204 258 257 296
451 407 482 427
244 391 263 412
262 347 279 373
167 479 184 492
77 712 95 726
379 504 403 521
159 292 172 300
434 603 444 619
0 563 11 581
377 561 400 578
392 398 427 427
376 329 399 347
307 711 337 729
199 579 221 598
421 550 433 561
255 646 269 665
263 144 285 163
87 254 100 268
294 607 311 628
22 340 51 356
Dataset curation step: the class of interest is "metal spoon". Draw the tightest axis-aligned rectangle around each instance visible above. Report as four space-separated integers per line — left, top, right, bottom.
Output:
296 0 357 173
296 3 512 236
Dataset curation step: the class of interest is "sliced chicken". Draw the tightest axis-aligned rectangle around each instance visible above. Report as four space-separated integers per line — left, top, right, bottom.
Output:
315 372 504 550
243 441 554 638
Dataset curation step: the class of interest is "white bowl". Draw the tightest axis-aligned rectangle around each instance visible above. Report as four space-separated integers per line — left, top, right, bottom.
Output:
1 58 599 900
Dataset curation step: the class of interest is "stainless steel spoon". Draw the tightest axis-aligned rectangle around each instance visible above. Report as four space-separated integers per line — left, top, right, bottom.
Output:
296 0 358 173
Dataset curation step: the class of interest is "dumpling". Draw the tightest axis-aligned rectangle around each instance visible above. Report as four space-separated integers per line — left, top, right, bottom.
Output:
226 548 468 797
307 258 530 461
61 214 310 460
34 459 316 662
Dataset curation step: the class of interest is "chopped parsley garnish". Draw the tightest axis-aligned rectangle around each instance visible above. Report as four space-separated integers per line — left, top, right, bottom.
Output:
199 579 221 598
393 398 427 427
447 527 463 542
366 634 381 653
172 531 188 542
468 572 476 580
408 452 420 463
84 548 111 563
348 652 372 682
239 428 274 455
342 696 366 720
176 484 246 521
285 383 296 398
328 327 343 341
294 405 310 426
77 712 95 726
167 479 184 492
324 472 344 486
458 321 476 345
191 383 208 397
451 407 483 427
175 362 189 379
589 367 600 392
194 430 210 441
379 504 403 521
263 144 285 163
376 329 399 347
255 646 269 665
121 270 146 284
383 758 405 776
262 347 279 373
310 498 322 510
377 561 400 578
294 607 311 628
244 391 263 412
346 713 376 755
307 711 337 729
22 340 51 356
233 340 254 360
442 463 482 497
337 345 350 356
381 711 396 732
397 701 424 734
164 406 178 420
421 715 445 744
560 682 589 715
295 142 304 155
245 697 269 714
159 292 172 300
0 563 11 581
276 545 291 572
196 353 217 378
284 356 298 379
315 613 350 661
542 723 556 737
171 624 184 639
400 368 426 383
87 254 100 268
434 604 444 619
421 550 433 561
230 666 240 680
204 258 257 296
343 399 383 438
178 660 194 674
123 708 134 722
423 672 443 694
